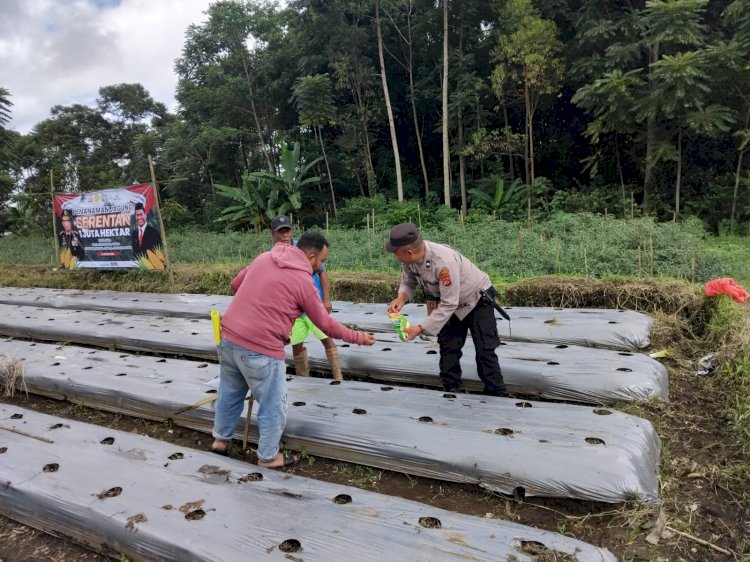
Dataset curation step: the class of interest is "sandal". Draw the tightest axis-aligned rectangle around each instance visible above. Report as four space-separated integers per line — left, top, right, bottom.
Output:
210 440 229 456
257 451 300 468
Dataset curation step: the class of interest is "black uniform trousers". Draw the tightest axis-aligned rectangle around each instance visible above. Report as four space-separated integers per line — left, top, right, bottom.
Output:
437 296 506 396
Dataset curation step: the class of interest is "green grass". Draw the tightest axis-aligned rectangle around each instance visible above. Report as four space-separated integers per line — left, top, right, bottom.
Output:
2 213 749 283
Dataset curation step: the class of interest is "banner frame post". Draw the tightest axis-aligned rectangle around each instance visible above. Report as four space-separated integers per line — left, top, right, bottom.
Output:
50 171 59 264
147 154 175 286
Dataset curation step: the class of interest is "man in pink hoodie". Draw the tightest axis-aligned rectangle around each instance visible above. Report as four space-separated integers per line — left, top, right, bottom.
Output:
211 231 375 468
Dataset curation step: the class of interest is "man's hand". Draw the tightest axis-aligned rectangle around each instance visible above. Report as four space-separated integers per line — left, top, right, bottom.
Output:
323 298 333 313
360 332 376 346
387 296 406 314
402 324 423 342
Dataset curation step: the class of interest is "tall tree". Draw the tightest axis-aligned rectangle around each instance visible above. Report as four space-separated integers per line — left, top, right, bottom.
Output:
492 0 563 222
375 0 404 202
292 74 338 216
640 0 709 212
442 0 451 206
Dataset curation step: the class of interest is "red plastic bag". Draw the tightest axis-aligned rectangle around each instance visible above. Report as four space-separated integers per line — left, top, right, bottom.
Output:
704 278 750 303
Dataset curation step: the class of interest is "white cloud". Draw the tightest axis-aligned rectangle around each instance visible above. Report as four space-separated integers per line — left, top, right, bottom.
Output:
0 0 214 134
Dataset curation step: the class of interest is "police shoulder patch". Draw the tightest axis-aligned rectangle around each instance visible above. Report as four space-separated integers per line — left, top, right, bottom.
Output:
438 267 452 287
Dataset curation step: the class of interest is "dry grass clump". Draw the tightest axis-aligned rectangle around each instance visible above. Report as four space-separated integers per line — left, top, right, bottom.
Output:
504 277 707 319
0 357 28 398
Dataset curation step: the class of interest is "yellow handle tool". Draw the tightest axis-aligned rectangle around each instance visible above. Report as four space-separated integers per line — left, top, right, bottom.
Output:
211 309 222 346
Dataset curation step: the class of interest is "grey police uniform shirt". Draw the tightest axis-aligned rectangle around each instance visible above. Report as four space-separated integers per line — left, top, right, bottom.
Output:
397 240 491 335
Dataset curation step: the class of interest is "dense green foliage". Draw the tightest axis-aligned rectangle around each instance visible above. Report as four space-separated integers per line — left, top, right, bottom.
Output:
2 0 750 235
1 213 746 284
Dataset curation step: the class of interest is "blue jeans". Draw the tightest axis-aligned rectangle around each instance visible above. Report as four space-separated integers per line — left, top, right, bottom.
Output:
211 339 288 462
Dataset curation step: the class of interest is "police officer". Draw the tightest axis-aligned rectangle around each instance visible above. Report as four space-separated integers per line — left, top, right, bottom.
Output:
386 222 506 396
59 210 84 260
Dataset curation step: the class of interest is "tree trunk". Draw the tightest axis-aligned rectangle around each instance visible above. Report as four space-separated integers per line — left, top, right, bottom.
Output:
615 134 626 216
673 127 682 222
524 83 533 224
442 0 451 207
458 24 466 215
353 81 376 195
240 51 274 172
316 126 337 218
731 105 750 233
406 5 429 197
643 42 660 213
375 0 403 202
502 100 514 181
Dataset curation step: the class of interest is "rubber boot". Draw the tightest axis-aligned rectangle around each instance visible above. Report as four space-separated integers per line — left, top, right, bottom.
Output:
293 348 309 377
325 347 343 381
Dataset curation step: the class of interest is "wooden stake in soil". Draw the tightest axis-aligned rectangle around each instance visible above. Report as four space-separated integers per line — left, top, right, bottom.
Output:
147 155 175 286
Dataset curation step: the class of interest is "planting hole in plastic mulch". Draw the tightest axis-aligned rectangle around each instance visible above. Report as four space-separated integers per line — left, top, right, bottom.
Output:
418 517 442 529
442 393 456 399
585 437 605 445
495 427 514 436
426 350 437 355
168 452 184 460
239 473 263 482
10 414 22 419
0 447 7 453
618 352 634 356
380 386 393 391
49 423 66 430
116 373 127 377
381 347 391 351
100 437 115 445
555 345 568 349
333 494 352 504
616 367 632 372
516 402 533 408
43 463 59 472
517 541 550 556
330 380 341 385
161 380 172 384
547 361 559 365
293 402 306 407
96 487 123 499
353 408 367 415
205 389 217 394
197 363 208 368
185 509 205 521
418 416 433 423
279 539 302 553
593 409 612 416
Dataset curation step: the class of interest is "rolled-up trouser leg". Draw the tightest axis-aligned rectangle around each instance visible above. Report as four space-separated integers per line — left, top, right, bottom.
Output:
293 347 309 377
325 346 343 381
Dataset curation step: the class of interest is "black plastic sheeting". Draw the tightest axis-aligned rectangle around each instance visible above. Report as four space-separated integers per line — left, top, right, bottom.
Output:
0 405 618 562
0 339 661 503
0 304 667 404
0 287 653 349
296 332 668 403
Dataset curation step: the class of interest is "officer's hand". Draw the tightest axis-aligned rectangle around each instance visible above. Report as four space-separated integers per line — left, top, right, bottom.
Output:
402 324 423 342
360 332 376 346
323 298 333 313
387 297 405 314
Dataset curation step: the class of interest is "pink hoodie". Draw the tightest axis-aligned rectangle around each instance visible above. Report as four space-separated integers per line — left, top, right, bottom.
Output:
221 243 365 359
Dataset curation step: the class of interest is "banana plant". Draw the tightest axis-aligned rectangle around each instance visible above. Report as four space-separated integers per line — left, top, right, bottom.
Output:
214 142 322 231
469 176 523 217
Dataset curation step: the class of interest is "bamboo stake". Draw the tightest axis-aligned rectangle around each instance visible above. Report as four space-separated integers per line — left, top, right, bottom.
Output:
691 256 696 283
172 394 217 416
649 237 655 276
325 211 329 232
147 155 175 286
637 245 642 277
0 424 54 443
417 202 421 229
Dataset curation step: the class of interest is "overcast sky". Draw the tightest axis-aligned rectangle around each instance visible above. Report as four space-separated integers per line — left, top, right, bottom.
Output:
0 0 215 134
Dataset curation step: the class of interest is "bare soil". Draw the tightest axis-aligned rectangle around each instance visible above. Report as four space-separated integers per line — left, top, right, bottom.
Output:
0 359 747 562
0 276 747 561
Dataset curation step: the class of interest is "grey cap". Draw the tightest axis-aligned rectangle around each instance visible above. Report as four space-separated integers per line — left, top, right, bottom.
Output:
385 223 421 252
270 215 292 231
